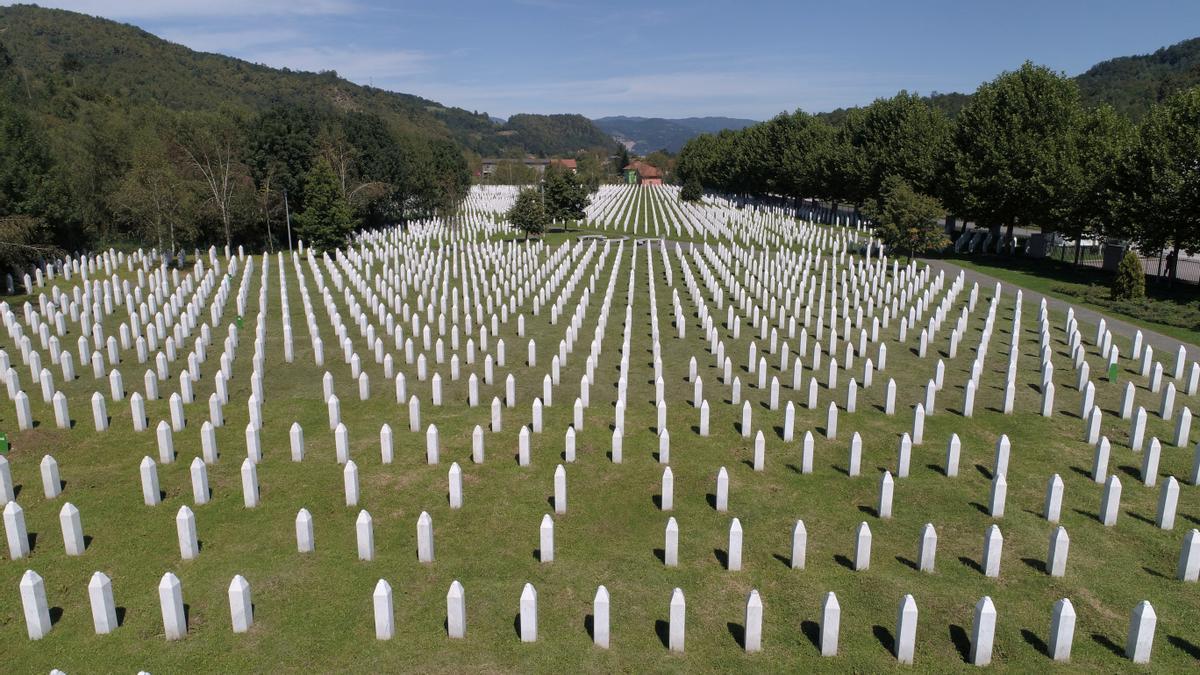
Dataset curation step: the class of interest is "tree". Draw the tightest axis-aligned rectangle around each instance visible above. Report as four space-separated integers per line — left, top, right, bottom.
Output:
175 111 247 249
837 92 952 205
952 62 1084 244
294 157 353 252
680 177 703 202
864 175 949 262
1117 87 1200 284
614 146 630 174
1111 249 1146 300
1058 105 1134 263
0 100 72 271
507 187 548 240
110 128 192 253
542 164 590 223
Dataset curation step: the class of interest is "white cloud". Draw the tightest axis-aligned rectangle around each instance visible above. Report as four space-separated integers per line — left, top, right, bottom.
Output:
10 0 358 19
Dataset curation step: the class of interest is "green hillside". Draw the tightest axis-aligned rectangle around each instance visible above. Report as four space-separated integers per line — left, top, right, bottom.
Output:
0 4 613 158
1076 37 1200 118
818 37 1200 125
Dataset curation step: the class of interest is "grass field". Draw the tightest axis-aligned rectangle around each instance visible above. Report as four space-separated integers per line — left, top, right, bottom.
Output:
1 186 1199 672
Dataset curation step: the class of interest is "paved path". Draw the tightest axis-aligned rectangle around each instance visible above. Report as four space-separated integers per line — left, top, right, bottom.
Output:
921 258 1200 362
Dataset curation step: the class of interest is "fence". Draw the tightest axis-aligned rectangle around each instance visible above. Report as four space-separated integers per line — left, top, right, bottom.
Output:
1045 242 1200 285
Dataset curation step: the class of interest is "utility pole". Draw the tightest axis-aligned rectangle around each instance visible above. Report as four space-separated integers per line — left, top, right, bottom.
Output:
283 188 294 252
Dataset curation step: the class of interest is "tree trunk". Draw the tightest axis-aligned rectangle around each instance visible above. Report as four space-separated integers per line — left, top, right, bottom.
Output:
1073 237 1082 265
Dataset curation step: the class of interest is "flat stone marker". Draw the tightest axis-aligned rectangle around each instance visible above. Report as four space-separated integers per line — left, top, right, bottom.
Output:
821 591 840 656
228 575 253 633
20 569 52 640
159 572 186 640
520 583 538 642
970 596 996 666
374 579 394 640
88 571 118 635
1049 598 1076 662
593 585 610 648
669 588 686 653
895 594 918 665
1126 600 1156 664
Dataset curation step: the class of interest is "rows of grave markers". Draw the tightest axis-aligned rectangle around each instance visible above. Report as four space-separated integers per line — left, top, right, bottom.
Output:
2 183 1198 667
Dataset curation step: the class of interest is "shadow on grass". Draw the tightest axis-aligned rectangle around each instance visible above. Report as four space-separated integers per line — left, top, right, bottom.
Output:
1021 628 1047 656
727 621 745 649
655 619 670 648
801 620 821 649
872 624 894 655
1091 632 1124 657
1168 635 1200 659
949 624 970 662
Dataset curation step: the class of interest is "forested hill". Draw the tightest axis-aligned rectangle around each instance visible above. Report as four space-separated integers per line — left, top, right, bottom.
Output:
0 4 611 157
501 114 619 156
1076 37 1200 118
817 36 1200 124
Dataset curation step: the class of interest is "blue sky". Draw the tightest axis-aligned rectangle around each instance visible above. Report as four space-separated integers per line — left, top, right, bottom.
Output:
16 1 1200 120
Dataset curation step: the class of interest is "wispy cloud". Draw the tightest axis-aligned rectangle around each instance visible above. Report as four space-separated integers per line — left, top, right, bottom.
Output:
19 0 358 19
248 45 432 81
158 27 303 53
410 68 908 118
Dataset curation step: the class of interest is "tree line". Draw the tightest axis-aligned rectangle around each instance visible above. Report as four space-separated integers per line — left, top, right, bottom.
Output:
0 55 471 274
677 63 1200 282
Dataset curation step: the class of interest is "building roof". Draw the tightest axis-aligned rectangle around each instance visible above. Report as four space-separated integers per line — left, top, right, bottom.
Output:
550 159 577 170
623 161 662 179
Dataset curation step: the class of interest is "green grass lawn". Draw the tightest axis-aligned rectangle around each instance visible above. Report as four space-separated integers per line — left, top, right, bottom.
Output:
937 254 1200 347
1 200 1199 672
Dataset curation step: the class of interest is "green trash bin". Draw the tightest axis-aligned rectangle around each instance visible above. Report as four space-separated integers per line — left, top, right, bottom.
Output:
236 315 243 330
1108 363 1118 381
0 432 9 455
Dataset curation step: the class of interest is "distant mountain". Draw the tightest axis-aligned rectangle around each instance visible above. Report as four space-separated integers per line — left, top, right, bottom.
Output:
816 37 1200 125
593 116 757 154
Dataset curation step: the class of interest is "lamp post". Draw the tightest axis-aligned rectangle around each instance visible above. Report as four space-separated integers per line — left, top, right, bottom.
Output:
283 188 293 252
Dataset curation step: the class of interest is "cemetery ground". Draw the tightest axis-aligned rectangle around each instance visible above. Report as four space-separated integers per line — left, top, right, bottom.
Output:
1 185 1199 672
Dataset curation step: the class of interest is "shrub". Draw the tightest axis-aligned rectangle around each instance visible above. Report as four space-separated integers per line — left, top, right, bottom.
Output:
1111 249 1146 300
